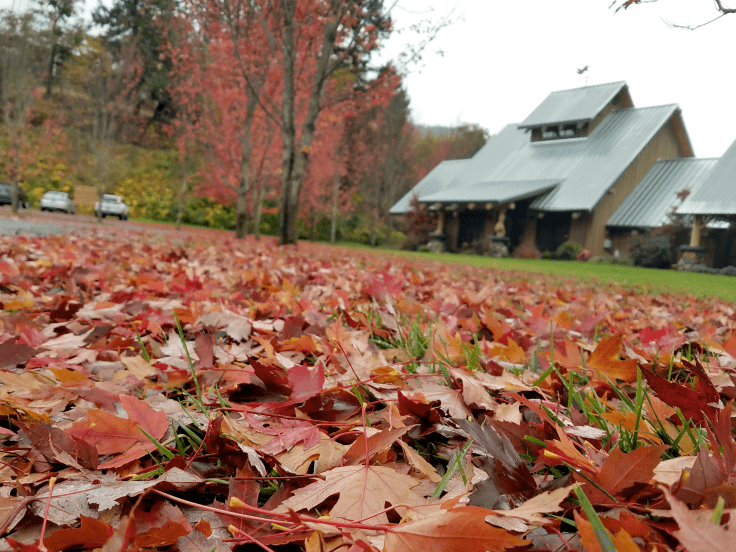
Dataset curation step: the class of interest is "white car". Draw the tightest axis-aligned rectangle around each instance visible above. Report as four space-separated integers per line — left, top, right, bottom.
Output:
40 191 76 214
94 194 130 220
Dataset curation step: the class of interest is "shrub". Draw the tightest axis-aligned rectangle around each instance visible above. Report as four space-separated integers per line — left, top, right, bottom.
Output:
400 194 436 251
590 255 634 266
555 241 582 261
629 234 672 269
512 240 541 259
388 230 405 247
259 208 280 236
576 249 592 261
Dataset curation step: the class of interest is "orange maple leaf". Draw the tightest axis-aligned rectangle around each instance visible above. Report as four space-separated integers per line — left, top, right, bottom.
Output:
586 335 639 382
385 506 528 552
65 395 167 468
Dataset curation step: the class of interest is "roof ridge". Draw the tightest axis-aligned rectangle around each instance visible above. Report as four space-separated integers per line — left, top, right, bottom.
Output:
658 157 719 163
547 80 627 94
612 102 679 112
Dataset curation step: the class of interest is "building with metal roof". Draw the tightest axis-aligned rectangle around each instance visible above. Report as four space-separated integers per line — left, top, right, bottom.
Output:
390 81 694 256
607 158 718 230
605 156 733 267
677 137 736 220
519 81 629 130
390 159 468 215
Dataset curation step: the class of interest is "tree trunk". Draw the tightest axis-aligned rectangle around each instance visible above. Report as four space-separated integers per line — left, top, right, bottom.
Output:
235 91 259 239
278 1 298 245
330 170 340 243
253 178 266 240
176 162 188 231
235 168 249 239
280 159 305 245
45 42 57 98
277 0 340 245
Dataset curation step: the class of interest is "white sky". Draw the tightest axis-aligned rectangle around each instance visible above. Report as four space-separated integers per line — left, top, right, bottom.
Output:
379 0 735 158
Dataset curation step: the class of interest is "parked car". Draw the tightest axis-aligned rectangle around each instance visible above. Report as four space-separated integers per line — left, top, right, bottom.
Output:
94 194 130 220
0 183 29 209
40 191 76 214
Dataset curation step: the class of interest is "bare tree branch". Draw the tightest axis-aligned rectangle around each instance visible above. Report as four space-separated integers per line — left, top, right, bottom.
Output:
610 0 734 28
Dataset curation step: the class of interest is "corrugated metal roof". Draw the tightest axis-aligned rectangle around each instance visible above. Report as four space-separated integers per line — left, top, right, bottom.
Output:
607 158 718 228
519 81 627 129
421 179 559 204
677 138 736 216
390 82 685 216
389 159 468 214
408 104 678 212
530 105 680 211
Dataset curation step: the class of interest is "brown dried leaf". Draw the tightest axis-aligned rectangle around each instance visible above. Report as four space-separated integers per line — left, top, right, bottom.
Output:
384 506 528 552
486 483 577 528
664 487 736 552
277 465 428 525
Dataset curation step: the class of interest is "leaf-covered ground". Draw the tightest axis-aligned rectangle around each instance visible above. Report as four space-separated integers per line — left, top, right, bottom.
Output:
2 228 736 552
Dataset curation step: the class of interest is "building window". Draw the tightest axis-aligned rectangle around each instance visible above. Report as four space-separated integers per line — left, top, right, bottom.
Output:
530 122 589 142
537 123 579 141
541 126 559 139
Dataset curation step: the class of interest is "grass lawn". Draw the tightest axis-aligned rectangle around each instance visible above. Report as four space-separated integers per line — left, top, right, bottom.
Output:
335 243 736 302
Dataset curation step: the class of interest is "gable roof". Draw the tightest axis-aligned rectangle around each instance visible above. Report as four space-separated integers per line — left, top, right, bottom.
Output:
389 159 468 215
531 104 682 211
408 104 680 212
607 158 718 229
677 137 736 217
519 81 627 129
421 179 559 205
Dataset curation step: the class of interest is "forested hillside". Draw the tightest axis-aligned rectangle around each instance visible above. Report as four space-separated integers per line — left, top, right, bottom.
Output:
0 0 486 245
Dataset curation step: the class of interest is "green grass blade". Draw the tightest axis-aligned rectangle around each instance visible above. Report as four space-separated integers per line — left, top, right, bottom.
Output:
174 311 201 402
135 330 151 362
138 426 175 460
432 439 472 498
574 486 617 552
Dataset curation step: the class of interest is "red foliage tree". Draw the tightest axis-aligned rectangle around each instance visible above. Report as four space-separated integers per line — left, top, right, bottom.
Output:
200 0 395 245
165 1 283 238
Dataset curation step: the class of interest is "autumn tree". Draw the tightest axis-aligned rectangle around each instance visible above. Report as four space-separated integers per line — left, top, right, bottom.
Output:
40 0 78 98
166 0 282 239
375 87 412 238
200 0 393 245
274 0 394 245
0 7 46 213
92 0 175 126
297 67 397 243
63 35 141 215
342 88 413 246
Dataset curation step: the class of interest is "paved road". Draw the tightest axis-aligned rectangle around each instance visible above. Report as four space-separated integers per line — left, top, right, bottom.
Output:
0 207 149 237
0 207 243 240
0 214 65 236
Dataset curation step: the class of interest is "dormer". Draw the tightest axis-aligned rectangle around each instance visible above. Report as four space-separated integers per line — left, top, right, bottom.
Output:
519 81 634 142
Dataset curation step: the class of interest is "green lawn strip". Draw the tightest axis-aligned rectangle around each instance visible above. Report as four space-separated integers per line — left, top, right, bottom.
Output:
331 242 736 302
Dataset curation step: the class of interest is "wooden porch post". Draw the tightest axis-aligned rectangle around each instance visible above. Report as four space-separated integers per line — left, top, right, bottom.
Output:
436 209 444 235
494 206 508 237
689 215 703 248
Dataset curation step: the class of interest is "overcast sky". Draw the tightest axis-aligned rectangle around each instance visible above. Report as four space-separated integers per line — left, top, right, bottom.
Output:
379 0 734 158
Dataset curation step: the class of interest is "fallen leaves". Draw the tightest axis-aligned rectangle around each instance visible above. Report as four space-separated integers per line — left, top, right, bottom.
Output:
384 505 529 552
65 394 168 469
277 465 429 524
2 230 736 551
586 335 640 382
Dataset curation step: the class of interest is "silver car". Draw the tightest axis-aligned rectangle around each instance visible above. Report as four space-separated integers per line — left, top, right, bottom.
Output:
40 191 76 214
94 194 130 220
